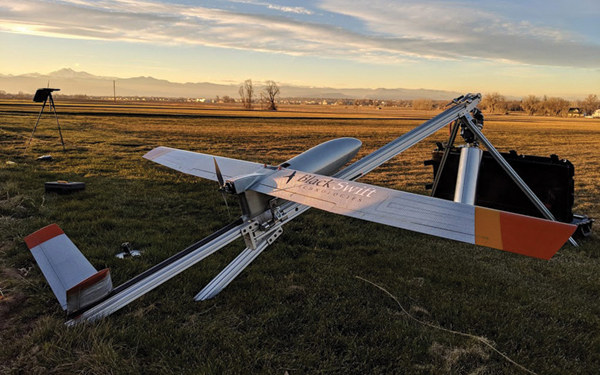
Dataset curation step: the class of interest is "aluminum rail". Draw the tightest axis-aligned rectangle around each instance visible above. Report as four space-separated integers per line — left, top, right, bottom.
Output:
66 218 246 325
338 93 481 181
195 235 274 301
430 120 461 196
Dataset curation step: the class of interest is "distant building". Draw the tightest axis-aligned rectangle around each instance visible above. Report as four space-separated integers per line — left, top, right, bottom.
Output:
568 108 583 117
593 109 600 118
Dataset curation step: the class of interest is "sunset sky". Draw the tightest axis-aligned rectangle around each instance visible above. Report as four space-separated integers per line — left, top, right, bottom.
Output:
1 0 598 97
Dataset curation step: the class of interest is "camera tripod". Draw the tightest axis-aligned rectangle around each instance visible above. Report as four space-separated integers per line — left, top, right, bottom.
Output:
25 88 65 152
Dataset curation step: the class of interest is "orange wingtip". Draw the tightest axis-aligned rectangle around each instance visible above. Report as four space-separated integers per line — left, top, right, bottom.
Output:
474 207 576 260
24 224 65 249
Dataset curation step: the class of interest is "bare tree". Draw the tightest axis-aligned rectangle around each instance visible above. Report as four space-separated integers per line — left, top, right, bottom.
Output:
541 97 571 117
239 79 254 109
582 94 599 116
263 80 280 110
481 92 507 114
238 86 245 106
521 95 540 116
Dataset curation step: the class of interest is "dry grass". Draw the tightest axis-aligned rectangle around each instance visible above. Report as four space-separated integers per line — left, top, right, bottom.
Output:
1 100 599 374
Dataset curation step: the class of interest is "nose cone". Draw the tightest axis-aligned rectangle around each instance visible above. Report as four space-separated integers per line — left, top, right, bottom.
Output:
282 137 362 176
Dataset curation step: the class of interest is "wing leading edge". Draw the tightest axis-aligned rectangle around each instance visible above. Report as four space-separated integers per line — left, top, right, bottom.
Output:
144 147 264 181
250 168 576 259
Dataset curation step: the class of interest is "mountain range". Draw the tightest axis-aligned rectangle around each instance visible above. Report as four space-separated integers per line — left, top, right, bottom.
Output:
0 68 463 100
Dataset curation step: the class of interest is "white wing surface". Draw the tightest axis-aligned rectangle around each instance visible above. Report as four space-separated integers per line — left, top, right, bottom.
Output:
144 147 263 181
250 168 576 259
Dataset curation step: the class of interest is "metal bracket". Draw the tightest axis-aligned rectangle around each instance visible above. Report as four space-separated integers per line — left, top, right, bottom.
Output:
241 221 261 249
241 220 284 250
270 199 288 222
264 226 284 245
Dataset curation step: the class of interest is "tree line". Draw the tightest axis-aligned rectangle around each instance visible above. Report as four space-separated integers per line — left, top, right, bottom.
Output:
2 87 597 118
481 92 599 117
233 88 600 117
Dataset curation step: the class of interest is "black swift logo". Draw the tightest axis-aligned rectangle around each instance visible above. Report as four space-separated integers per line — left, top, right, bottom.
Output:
284 172 377 198
283 170 296 184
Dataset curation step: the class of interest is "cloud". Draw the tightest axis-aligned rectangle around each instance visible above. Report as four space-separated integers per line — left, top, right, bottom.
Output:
1 0 598 69
317 0 600 68
0 0 413 64
225 0 313 15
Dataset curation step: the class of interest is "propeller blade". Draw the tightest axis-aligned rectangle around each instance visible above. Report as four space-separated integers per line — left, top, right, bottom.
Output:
213 157 225 187
213 157 231 217
221 191 231 219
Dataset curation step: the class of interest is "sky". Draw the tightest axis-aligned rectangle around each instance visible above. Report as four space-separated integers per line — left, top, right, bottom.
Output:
0 0 599 97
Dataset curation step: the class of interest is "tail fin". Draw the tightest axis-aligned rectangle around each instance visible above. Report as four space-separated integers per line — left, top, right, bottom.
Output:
25 224 113 314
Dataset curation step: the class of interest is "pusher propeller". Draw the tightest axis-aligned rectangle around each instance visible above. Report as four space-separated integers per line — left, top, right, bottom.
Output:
214 157 225 187
213 157 231 217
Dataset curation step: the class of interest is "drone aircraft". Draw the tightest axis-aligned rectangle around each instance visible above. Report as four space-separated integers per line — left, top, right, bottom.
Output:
24 94 576 325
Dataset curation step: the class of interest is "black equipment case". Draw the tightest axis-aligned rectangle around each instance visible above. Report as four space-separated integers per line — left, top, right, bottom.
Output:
425 145 593 237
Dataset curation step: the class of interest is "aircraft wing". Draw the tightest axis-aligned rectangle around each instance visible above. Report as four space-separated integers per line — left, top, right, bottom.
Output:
144 147 263 181
250 169 576 260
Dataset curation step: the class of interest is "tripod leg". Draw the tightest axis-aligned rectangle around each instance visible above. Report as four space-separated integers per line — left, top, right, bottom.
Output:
430 119 460 197
50 95 66 151
462 113 578 247
25 98 47 153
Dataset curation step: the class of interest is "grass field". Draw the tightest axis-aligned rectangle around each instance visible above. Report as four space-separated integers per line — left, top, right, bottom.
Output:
1 100 599 374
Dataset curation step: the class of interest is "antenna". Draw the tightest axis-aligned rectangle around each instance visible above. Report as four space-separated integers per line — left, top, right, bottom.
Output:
113 80 116 102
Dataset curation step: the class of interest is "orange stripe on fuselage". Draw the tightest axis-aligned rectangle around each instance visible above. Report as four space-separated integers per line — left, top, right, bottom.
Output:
474 207 503 250
24 223 64 249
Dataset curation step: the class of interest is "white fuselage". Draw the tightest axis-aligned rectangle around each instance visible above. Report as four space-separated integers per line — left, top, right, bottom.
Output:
229 137 362 220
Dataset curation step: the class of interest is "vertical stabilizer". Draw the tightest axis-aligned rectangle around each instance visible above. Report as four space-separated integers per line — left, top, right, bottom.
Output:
25 224 113 314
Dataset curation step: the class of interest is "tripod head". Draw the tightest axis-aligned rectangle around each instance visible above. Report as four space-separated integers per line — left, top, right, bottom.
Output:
26 88 65 153
33 88 60 103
